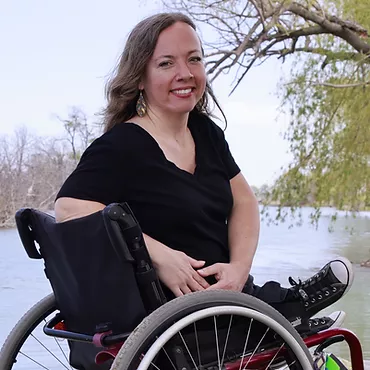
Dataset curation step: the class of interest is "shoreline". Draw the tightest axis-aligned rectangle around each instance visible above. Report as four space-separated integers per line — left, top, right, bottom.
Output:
1 205 370 230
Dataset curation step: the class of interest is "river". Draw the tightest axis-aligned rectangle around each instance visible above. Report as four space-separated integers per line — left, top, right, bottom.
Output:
0 206 369 368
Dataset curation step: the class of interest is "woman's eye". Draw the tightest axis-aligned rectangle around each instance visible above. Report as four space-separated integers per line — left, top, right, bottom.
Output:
190 56 202 63
159 61 172 67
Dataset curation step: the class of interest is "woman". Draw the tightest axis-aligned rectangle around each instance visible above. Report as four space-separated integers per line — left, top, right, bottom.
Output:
55 13 352 334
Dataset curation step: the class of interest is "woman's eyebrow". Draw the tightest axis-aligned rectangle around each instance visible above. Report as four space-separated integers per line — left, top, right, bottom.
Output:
155 54 174 61
155 49 202 61
187 49 202 55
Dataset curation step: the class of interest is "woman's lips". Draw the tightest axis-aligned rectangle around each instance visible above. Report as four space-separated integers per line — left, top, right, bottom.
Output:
170 87 195 98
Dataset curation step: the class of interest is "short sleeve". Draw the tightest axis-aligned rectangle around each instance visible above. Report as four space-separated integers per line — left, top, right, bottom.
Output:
206 117 240 180
56 130 127 205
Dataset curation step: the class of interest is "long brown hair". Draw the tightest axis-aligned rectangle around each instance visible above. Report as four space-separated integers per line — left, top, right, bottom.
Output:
103 12 226 132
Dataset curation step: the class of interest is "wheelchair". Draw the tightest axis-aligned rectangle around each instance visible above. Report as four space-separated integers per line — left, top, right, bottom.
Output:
0 203 365 370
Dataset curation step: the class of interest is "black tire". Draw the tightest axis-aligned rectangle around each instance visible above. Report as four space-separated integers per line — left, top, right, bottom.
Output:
0 294 71 370
112 290 314 370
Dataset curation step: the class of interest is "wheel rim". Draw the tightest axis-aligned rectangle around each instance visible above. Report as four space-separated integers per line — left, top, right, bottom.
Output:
135 306 312 370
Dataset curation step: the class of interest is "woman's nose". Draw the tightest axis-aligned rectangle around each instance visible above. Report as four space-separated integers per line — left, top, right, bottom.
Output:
176 63 194 81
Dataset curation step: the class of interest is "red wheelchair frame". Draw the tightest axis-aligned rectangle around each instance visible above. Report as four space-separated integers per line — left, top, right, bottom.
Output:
16 203 366 369
44 309 364 369
227 328 364 369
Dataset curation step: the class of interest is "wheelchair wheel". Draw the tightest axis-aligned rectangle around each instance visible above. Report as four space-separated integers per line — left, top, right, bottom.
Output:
0 294 71 369
112 290 313 370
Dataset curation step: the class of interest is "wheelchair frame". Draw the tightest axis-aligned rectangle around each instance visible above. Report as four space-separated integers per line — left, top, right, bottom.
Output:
44 315 364 370
1 291 364 369
1 202 365 370
43 308 364 368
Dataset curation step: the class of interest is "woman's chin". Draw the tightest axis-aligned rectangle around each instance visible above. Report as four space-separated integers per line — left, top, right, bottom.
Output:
168 103 198 115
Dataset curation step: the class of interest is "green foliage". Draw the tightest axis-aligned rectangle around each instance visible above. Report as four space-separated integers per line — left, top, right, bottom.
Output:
269 0 370 224
163 0 370 227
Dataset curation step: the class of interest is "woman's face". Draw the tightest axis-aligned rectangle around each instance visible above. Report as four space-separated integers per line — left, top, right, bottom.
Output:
140 22 207 116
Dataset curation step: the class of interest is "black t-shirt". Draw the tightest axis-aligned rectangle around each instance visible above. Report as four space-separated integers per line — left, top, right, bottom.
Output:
56 112 240 266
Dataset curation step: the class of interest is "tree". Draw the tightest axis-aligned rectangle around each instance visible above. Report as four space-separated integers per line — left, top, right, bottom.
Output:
164 0 370 222
0 108 99 228
164 0 369 90
270 2 370 222
56 107 98 161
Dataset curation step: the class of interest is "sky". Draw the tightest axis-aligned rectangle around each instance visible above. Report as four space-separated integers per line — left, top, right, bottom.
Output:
0 0 293 187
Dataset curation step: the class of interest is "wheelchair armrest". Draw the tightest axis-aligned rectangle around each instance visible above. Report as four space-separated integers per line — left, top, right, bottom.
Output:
103 203 154 266
102 204 135 263
15 208 42 259
103 203 167 311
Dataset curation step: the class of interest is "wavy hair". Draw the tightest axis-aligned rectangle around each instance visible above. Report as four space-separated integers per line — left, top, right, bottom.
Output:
103 12 226 132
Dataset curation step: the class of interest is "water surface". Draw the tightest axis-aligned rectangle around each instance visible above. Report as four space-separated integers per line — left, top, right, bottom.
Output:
0 207 369 365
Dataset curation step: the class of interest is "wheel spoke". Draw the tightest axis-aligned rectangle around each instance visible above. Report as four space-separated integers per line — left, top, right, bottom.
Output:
220 315 233 368
264 343 285 370
111 296 312 370
30 333 70 369
149 362 161 369
193 322 202 368
52 337 72 370
19 351 50 369
239 318 253 370
0 296 73 370
213 316 221 370
160 344 177 370
43 318 72 370
242 327 270 370
178 331 199 370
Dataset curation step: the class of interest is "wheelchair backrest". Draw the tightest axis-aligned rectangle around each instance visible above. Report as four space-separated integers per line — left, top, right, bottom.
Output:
15 205 148 336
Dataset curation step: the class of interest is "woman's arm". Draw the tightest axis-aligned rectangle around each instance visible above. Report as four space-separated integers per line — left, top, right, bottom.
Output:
198 172 260 291
55 198 209 296
55 198 105 222
228 172 260 275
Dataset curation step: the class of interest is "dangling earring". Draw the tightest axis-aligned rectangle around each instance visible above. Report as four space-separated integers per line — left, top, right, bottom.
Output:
136 90 147 117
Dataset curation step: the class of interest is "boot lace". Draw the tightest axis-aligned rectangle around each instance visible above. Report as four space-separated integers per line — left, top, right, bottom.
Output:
288 267 335 308
288 277 309 301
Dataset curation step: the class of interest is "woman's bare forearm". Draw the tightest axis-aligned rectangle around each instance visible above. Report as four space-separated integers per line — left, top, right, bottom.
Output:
143 233 169 267
228 196 260 271
227 174 260 276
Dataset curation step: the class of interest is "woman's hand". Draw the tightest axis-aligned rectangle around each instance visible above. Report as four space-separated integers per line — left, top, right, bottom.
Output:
197 262 250 292
156 249 211 297
146 236 210 297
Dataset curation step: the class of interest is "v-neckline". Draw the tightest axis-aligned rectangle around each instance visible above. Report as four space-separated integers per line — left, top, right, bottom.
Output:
125 121 199 177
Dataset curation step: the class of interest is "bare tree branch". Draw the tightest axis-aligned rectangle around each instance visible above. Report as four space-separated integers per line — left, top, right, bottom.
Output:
288 3 370 53
162 0 370 93
310 80 370 88
0 109 99 228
